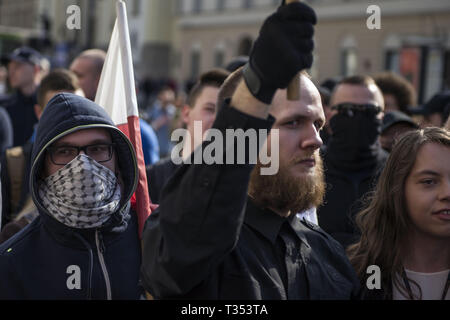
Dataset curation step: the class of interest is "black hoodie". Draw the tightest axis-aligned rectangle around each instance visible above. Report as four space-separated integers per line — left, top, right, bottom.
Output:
0 93 142 299
318 111 388 248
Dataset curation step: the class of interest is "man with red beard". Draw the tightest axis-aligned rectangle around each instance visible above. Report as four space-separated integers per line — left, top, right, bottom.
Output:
248 73 326 221
141 2 360 300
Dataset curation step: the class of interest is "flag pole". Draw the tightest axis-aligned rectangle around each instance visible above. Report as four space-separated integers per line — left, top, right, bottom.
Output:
116 0 151 238
286 0 301 101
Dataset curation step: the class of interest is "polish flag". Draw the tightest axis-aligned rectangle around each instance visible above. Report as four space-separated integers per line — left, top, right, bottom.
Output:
95 0 151 238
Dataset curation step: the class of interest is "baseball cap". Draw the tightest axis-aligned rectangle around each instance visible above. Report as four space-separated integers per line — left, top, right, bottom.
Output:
2 46 43 67
381 111 418 133
408 91 450 116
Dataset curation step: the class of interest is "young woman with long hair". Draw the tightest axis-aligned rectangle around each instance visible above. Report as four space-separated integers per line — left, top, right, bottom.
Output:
348 127 450 300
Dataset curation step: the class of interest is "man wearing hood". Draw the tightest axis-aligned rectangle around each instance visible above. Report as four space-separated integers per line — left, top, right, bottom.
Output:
317 75 387 248
0 93 142 299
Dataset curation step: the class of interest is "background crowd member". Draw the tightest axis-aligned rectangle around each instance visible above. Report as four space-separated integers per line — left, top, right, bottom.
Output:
0 166 1 228
348 127 450 300
409 91 450 128
0 93 142 299
0 69 82 244
318 75 387 248
317 85 332 145
374 71 416 114
0 66 7 96
2 47 45 146
141 2 360 300
0 107 12 155
70 49 159 165
146 68 229 204
147 86 177 158
380 111 419 153
70 49 106 102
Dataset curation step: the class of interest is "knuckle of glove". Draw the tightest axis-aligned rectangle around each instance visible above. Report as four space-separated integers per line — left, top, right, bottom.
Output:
277 2 317 25
300 53 314 70
295 39 314 54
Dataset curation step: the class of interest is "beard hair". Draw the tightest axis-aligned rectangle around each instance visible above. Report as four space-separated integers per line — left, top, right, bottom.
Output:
248 152 325 217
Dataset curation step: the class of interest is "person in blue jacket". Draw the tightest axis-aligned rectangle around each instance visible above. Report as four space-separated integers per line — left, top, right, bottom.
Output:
0 93 143 299
139 118 159 165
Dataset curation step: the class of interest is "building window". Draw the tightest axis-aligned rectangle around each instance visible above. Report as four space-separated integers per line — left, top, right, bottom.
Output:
193 0 203 13
134 0 141 16
340 36 357 77
217 0 226 11
385 50 400 73
237 36 253 56
341 48 357 77
191 50 201 80
175 0 183 15
214 49 225 68
444 50 450 90
242 0 253 9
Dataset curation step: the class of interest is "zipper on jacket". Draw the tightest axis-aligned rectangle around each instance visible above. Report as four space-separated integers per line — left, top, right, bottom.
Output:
95 230 112 300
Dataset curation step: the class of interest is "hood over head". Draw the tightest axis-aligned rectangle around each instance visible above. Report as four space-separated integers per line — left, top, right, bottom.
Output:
30 93 138 231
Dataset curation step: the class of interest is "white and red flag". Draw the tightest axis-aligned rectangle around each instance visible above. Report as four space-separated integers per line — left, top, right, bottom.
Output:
95 0 151 238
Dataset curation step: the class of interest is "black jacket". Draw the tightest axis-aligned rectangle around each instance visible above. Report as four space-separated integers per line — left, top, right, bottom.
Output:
318 143 388 248
0 106 13 154
146 157 180 204
0 140 33 225
2 90 38 147
0 93 142 299
140 103 360 299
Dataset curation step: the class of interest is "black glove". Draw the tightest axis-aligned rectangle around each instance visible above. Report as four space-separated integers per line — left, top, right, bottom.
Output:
243 2 317 104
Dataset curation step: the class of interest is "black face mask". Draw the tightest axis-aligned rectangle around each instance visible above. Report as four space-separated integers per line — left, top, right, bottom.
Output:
327 110 382 170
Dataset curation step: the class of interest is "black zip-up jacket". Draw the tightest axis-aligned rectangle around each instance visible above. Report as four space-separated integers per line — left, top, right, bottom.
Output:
146 157 180 204
318 146 388 248
140 102 360 299
2 90 38 147
0 106 13 154
0 93 142 299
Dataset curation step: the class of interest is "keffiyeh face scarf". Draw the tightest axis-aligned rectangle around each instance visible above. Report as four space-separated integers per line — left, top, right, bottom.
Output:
39 154 122 229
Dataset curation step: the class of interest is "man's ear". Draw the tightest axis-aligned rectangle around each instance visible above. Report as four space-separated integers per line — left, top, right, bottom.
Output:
181 104 191 125
34 104 43 119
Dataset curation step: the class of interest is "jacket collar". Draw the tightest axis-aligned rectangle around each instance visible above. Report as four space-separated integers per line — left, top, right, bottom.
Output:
244 198 309 246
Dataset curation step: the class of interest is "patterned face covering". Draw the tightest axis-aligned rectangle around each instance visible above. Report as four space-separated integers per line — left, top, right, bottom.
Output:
39 154 121 229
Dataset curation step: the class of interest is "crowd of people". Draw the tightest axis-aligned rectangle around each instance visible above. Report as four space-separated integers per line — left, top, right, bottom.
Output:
0 2 449 300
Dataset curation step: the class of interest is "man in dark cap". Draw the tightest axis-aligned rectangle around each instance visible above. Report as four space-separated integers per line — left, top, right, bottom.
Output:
379 111 419 152
1 47 46 146
409 91 450 128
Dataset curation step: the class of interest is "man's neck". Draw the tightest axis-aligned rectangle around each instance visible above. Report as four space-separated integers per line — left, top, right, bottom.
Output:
403 232 450 273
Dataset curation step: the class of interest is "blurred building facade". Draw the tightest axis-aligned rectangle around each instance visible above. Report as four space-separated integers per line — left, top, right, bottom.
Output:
174 0 450 103
1 0 450 102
